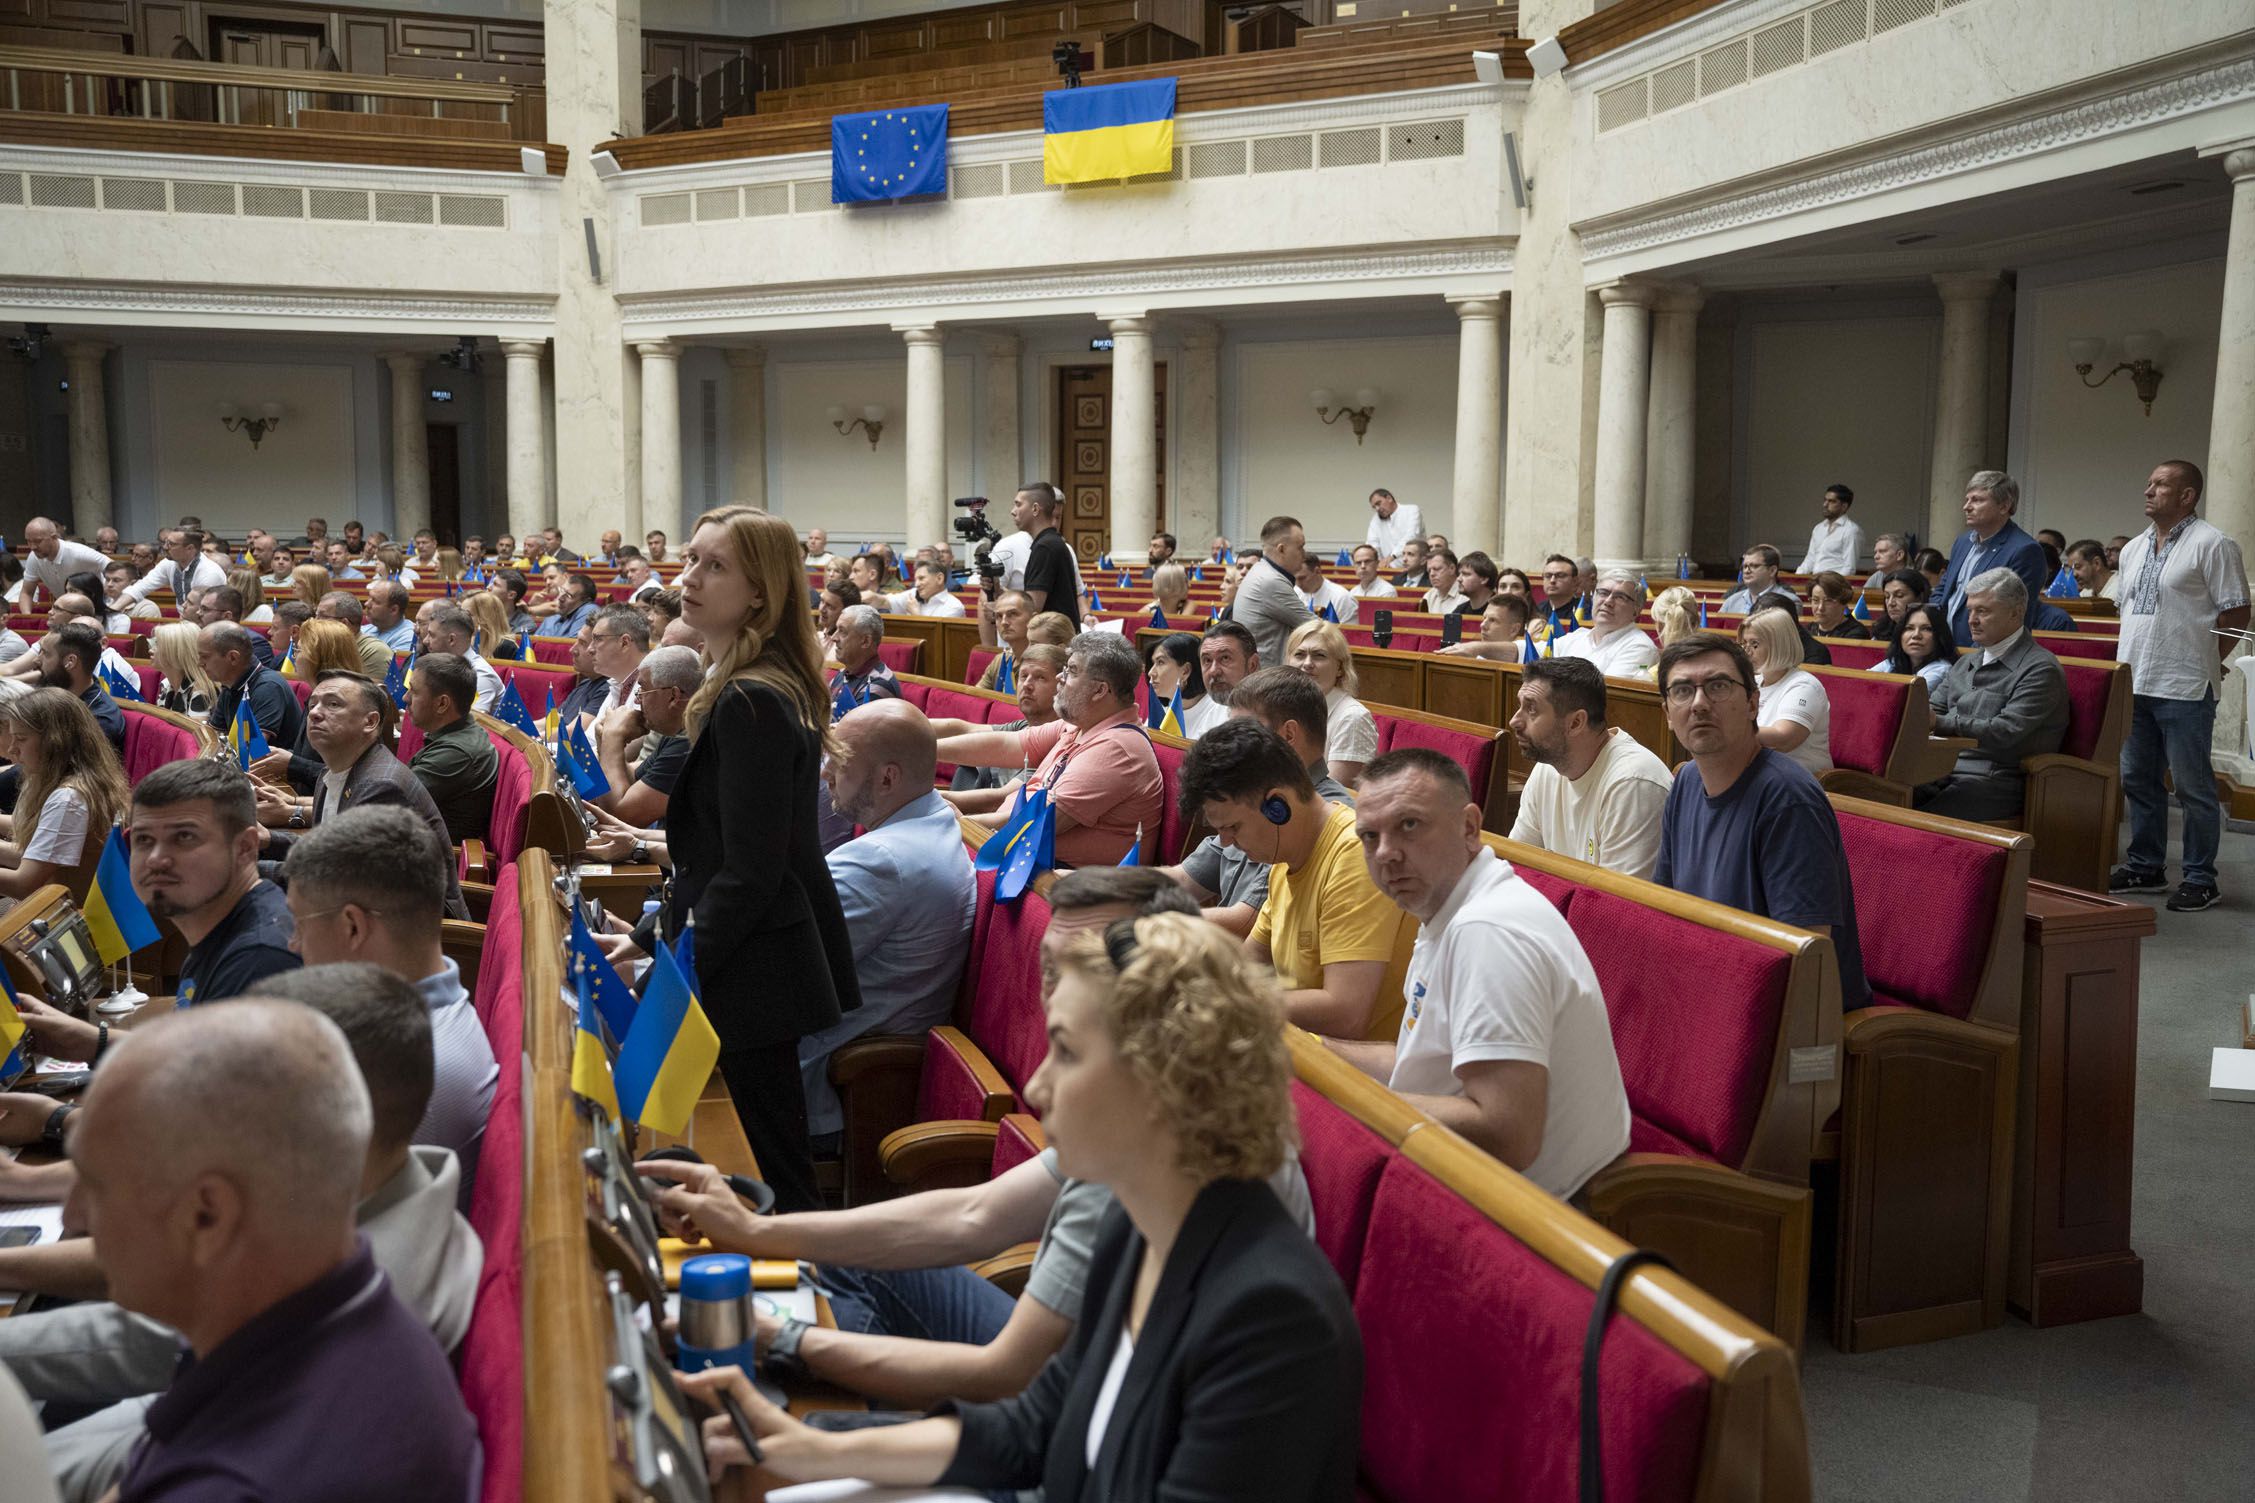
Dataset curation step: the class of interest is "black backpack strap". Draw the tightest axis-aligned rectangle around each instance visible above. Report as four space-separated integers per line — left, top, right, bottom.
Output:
1580 1248 1676 1503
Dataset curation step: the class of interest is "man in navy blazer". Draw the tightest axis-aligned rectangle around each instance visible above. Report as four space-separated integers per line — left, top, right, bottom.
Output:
1934 470 2050 644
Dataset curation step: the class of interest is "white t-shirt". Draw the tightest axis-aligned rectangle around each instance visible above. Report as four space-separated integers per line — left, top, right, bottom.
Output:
22 785 90 866
2115 516 2250 701
1365 502 1426 561
1390 848 1630 1199
1350 578 1398 600
1178 694 1229 741
1084 1330 1135 1469
1423 586 1467 615
884 588 967 618
1299 578 1358 624
1552 625 1658 678
1757 669 1833 776
1507 727 1673 879
1324 688 1379 767
24 540 111 602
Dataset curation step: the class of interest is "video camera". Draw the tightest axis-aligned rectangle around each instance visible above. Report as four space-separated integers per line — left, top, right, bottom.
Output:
953 497 1007 590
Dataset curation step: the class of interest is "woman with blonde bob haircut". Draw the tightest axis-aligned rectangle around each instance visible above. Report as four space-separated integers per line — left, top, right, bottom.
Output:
682 913 1361 1501
1740 604 1832 777
150 621 215 718
0 687 130 899
462 589 518 659
1286 617 1378 787
289 562 332 613
667 505 860 1213
226 567 273 624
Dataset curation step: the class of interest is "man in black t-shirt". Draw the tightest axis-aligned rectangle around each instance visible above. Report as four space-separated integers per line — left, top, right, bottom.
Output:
591 644 699 828
1012 481 1082 630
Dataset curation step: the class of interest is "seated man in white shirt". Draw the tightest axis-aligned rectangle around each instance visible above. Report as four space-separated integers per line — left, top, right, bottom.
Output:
1332 748 1630 1199
883 560 968 618
412 600 504 714
1347 545 1398 600
1798 483 1865 575
1293 556 1358 624
1364 488 1426 565
1551 570 1659 676
1506 657 1673 879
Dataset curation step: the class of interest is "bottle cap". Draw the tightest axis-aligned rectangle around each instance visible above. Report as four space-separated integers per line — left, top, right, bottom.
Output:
679 1253 752 1302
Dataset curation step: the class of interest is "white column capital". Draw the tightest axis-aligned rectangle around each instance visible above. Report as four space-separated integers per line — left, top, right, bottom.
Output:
894 323 945 347
1655 283 1706 316
1597 279 1660 309
381 350 436 375
1931 271 2001 304
722 343 766 369
633 338 680 362
500 339 547 360
1448 295 1506 322
2221 147 2255 182
1102 314 1153 336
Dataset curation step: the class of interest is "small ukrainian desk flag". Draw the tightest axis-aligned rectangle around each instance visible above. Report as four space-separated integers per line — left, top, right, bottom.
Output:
832 103 949 203
86 828 159 966
1043 77 1175 184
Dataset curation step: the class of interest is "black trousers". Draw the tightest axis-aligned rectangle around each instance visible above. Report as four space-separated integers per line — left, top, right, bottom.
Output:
718 1041 822 1214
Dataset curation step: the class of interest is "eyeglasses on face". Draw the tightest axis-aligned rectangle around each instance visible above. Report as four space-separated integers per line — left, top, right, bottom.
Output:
1662 676 1750 707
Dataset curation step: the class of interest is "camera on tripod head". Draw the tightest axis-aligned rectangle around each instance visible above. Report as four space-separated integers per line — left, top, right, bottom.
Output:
953 497 1007 589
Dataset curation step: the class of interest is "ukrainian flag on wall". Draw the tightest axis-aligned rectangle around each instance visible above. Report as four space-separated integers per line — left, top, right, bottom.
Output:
1043 77 1175 184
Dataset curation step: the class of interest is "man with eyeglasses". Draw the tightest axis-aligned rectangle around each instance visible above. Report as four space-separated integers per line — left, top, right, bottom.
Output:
1551 571 1658 676
590 644 700 829
1650 635 1869 1011
1535 554 1581 638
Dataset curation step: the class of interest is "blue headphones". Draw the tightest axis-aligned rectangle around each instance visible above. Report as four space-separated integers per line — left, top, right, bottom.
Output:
1260 793 1290 826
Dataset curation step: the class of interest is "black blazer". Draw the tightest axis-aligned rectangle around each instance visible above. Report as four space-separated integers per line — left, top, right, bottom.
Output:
938 1177 1362 1503
665 679 860 1051
262 742 469 920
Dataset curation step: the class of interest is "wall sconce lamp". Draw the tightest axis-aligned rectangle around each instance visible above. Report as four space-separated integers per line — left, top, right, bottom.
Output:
218 401 285 449
2068 332 2165 415
827 404 887 449
1311 387 1380 445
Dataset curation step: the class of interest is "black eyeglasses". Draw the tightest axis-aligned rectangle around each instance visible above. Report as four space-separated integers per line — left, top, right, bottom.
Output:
1662 677 1750 707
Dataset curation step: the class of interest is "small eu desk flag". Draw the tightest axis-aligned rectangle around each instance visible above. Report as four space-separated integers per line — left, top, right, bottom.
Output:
1043 76 1175 184
832 103 949 203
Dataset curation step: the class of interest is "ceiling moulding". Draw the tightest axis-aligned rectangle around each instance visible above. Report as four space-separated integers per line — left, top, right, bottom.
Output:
1575 37 2255 264
0 280 556 327
0 142 553 197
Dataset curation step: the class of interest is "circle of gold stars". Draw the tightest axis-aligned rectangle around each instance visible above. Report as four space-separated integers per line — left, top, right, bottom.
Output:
857 111 921 191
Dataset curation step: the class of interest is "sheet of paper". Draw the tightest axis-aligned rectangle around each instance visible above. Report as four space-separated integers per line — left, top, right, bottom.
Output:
766 1483 989 1503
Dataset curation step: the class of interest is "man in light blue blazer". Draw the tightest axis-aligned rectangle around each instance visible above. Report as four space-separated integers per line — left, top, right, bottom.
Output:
1933 469 2050 644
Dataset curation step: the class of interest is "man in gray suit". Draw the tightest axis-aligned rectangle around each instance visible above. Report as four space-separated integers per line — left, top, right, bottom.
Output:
1914 567 2068 821
1223 514 1314 669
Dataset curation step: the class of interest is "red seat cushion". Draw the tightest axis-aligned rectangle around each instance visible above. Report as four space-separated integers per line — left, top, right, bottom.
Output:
2045 633 2116 661
876 640 922 676
120 706 203 785
487 736 533 865
2058 663 2113 760
461 863 527 1503
1513 865 1579 915
1290 1080 1393 1296
953 877 1053 1098
503 663 578 718
1628 1116 1715 1162
133 662 163 705
528 637 575 666
1815 672 1903 776
1568 888 1788 1169
1354 1155 1709 1503
289 677 312 709
991 1116 1044 1179
1376 716 1497 808
397 718 425 762
965 647 998 686
1823 641 1887 669
894 679 931 710
1150 739 1188 865
1834 809 2003 1020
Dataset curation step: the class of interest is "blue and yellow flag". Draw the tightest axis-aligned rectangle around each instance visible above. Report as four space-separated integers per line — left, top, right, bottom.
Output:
495 677 540 737
567 907 639 1043
1159 686 1184 738
1043 76 1175 184
556 716 610 801
99 662 142 704
226 696 269 770
86 827 160 966
383 652 408 711
832 102 949 203
613 932 721 1136
1118 822 1144 868
569 955 621 1125
0 963 26 1084
277 641 296 679
993 654 1015 695
1521 634 1539 665
541 687 559 742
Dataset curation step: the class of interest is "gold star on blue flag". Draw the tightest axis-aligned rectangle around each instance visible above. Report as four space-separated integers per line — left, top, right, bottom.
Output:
832 102 949 203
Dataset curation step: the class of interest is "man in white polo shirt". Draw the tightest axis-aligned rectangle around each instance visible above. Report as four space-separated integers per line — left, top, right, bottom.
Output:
1330 747 1629 1200
2109 458 2249 912
1550 570 1659 677
1507 657 1673 879
1363 488 1425 566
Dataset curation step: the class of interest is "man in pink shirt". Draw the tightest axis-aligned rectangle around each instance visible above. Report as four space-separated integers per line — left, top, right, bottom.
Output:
935 631 1162 866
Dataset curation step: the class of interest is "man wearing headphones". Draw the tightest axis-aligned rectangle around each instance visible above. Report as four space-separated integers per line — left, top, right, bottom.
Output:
1177 718 1408 1041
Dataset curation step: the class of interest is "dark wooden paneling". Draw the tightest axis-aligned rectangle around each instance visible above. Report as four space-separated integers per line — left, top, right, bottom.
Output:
41 0 130 28
396 18 477 57
486 25 540 62
1000 7 1071 37
644 34 685 78
134 0 187 53
862 19 928 58
341 16 386 74
931 12 997 47
0 0 35 24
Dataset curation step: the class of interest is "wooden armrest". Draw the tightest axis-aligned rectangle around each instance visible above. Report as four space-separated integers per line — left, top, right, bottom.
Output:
1843 1004 2017 1053
1582 1154 1812 1349
829 1034 927 1087
459 838 491 885
927 1026 1016 1122
831 1035 929 1206
2016 754 2120 893
877 1119 1002 1195
966 1242 1039 1299
1820 769 1912 807
440 919 485 993
458 879 494 924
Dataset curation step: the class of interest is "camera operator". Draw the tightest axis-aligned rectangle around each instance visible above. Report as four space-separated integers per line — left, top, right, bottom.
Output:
1000 482 1080 630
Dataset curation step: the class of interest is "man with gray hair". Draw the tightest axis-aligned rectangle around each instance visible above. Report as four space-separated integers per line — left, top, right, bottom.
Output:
1934 469 2049 644
583 602 651 723
317 590 394 678
592 642 700 826
414 598 503 714
1865 532 1909 591
59 1001 478 1501
827 603 900 716
937 630 1162 865
1913 566 2068 821
1551 570 1658 676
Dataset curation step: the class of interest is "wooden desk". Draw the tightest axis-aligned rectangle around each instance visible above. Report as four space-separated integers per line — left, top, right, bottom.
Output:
2010 881 2155 1325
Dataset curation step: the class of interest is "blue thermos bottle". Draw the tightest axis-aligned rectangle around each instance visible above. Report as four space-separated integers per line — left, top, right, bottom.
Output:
675 1253 760 1374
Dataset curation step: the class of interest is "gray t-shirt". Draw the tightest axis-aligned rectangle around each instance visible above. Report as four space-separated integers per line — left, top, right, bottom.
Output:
1175 772 1353 915
1021 1146 1316 1320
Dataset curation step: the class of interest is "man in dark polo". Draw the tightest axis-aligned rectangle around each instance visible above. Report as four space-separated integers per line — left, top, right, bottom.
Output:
405 653 498 846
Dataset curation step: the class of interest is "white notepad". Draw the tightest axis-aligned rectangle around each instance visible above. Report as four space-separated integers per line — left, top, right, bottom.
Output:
766 1483 988 1503
2209 1047 2255 1102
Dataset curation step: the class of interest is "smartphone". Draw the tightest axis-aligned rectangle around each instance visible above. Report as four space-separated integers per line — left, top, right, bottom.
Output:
0 1227 40 1249
1371 608 1394 649
1441 611 1464 647
26 1072 90 1097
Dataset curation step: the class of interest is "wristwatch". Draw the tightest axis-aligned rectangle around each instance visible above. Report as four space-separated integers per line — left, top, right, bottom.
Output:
628 841 650 867
762 1317 812 1384
40 1103 75 1149
289 804 309 829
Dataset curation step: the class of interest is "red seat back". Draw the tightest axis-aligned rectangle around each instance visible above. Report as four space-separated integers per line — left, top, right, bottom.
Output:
893 679 931 711
1149 738 1188 865
1568 888 1789 1168
1814 672 1904 776
120 705 203 785
504 663 578 718
1822 640 1887 669
1514 864 1580 915
990 1115 1044 1179
397 717 425 761
133 662 163 704
487 734 533 864
965 647 998 686
2058 661 2113 760
528 637 575 666
947 872 1052 1103
2042 632 2116 660
876 640 922 676
1289 1080 1393 1296
1376 715 1497 809
1834 809 2005 1021
461 863 527 1503
1353 1155 1709 1503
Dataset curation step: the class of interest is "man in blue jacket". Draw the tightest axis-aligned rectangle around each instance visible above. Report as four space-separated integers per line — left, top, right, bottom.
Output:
1933 470 2049 644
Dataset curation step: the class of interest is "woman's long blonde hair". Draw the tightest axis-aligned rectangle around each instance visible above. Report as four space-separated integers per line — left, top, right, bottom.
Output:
3 687 128 865
292 617 366 679
463 589 514 655
291 563 332 611
227 568 265 616
1649 586 1698 647
151 622 214 702
685 506 836 753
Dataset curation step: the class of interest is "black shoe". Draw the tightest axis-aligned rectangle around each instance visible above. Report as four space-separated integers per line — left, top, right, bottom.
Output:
2108 865 2168 893
2165 882 2221 912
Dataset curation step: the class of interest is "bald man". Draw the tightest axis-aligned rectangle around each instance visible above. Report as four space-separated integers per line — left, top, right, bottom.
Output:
21 517 109 604
59 1000 477 1501
801 699 978 1141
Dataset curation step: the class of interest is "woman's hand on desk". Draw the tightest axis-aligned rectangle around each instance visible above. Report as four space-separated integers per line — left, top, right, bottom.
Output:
635 1158 768 1256
13 995 99 1064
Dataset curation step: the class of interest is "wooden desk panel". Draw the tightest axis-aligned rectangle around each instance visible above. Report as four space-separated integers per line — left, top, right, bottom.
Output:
1350 646 1424 712
1422 656 1508 725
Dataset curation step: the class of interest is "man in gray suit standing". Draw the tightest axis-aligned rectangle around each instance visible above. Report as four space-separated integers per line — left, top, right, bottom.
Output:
1914 567 2068 821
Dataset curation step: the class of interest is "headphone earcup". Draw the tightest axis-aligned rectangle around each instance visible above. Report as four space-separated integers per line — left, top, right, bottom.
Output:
1261 794 1291 826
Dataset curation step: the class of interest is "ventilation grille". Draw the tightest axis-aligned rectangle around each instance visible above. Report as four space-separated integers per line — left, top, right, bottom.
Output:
1808 0 1867 56
0 173 21 206
1251 133 1313 174
744 181 790 216
1388 119 1464 161
790 179 835 212
1649 58 1697 115
1749 17 1805 77
310 187 370 221
375 190 434 224
1186 140 1245 178
1596 79 1648 132
101 177 166 212
1006 158 1055 193
640 192 692 227
952 162 1005 198
1319 126 1382 168
694 187 740 221
30 174 96 208
438 194 505 227
175 181 236 215
1873 0 1937 32
10 171 500 227
1700 39 1749 95
242 184 305 218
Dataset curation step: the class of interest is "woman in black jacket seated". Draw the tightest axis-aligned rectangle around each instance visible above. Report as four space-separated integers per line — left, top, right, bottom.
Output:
683 914 1363 1502
668 504 862 1214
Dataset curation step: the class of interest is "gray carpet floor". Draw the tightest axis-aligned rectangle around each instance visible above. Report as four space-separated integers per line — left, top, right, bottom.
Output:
1799 813 2255 1501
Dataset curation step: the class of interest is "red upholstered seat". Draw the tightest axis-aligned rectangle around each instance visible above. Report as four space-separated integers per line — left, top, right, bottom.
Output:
132 663 162 704
1512 863 1580 915
120 705 203 784
2043 633 2116 661
528 637 575 666
397 718 425 761
1627 1116 1717 1162
1375 716 1497 809
504 663 578 717
925 687 1000 725
965 647 998 686
2058 662 2112 760
990 1115 1044 1179
1149 738 1188 865
894 679 932 710
1289 1080 1393 1296
915 873 1050 1121
289 677 312 709
1823 641 1887 669
486 735 533 865
1354 1155 1709 1503
1568 888 1788 1168
1816 672 1904 776
1834 809 2003 1020
460 864 527 1503
876 640 922 676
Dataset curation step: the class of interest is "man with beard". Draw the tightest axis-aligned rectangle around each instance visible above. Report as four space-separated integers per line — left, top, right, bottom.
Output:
1505 658 1670 879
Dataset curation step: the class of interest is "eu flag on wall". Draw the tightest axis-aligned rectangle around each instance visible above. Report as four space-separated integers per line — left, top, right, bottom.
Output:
832 103 949 203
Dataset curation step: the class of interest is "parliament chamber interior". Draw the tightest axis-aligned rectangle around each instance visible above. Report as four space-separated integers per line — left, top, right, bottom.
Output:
0 0 2251 1498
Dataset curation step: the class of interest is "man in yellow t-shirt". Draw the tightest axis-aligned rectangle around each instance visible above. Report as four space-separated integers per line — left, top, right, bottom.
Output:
1179 718 1409 1039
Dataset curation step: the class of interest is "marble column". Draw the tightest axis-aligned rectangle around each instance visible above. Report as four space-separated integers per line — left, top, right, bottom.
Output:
2205 147 2255 555
539 355 558 529
1107 314 1157 557
1173 320 1221 552
501 341 548 548
1592 281 1656 572
1448 296 1506 557
384 352 432 540
974 331 1021 503
59 341 113 537
724 344 767 507
479 354 507 519
636 339 680 539
898 324 948 550
1926 273 1999 551
1641 285 1703 572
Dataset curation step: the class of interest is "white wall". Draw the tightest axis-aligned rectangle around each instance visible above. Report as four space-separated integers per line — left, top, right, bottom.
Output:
2012 252 2223 546
144 359 362 538
1739 312 1937 560
764 352 974 542
1230 333 1461 552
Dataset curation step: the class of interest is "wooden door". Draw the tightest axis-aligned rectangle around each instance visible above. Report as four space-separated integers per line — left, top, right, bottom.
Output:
427 424 462 547
1054 363 1167 567
210 19 324 124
